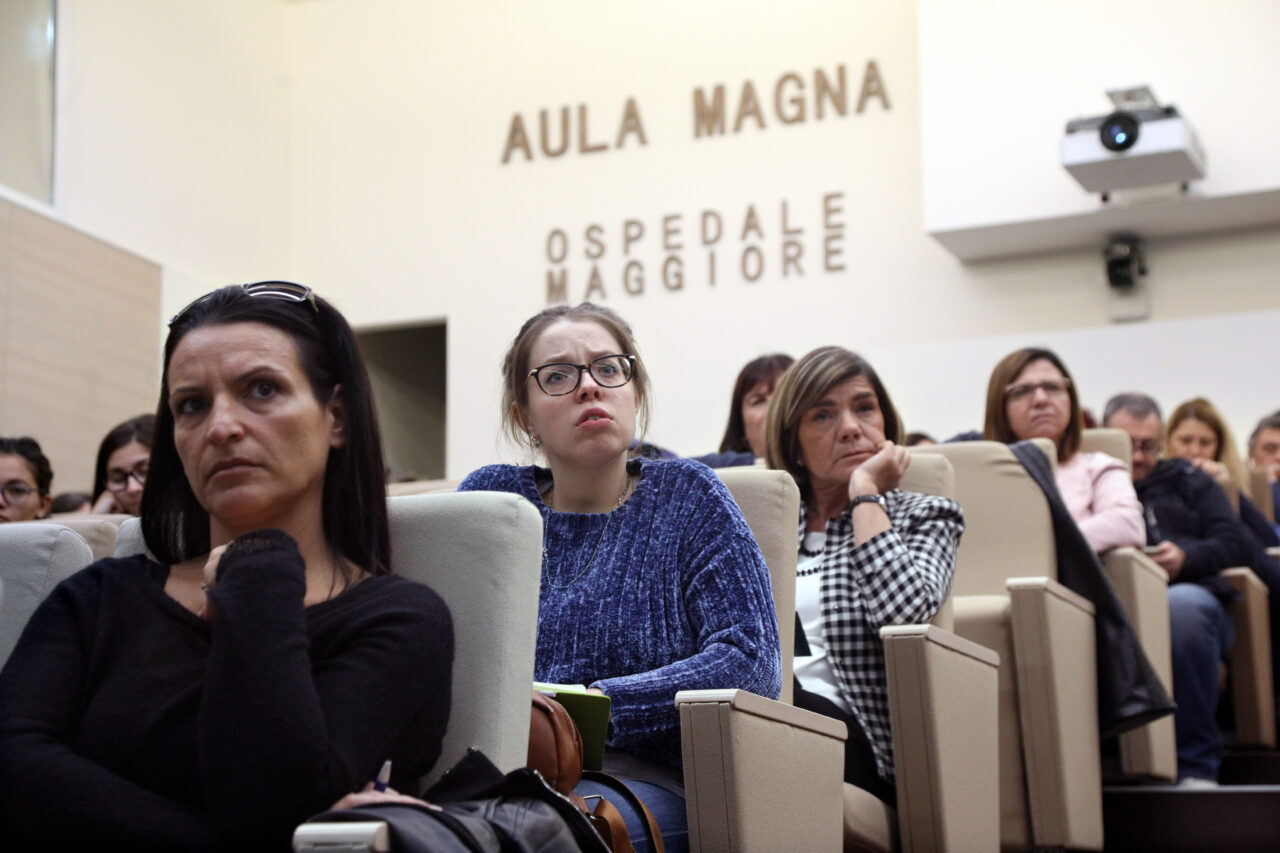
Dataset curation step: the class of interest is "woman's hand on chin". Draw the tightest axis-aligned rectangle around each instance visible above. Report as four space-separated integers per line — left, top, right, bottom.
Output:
196 544 228 622
849 441 910 498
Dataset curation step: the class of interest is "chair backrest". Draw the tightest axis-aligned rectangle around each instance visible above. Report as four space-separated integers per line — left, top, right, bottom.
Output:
903 450 957 631
913 441 1056 597
41 514 131 561
1248 466 1275 523
716 467 801 704
0 522 94 669
1081 428 1133 473
115 491 543 787
387 479 462 497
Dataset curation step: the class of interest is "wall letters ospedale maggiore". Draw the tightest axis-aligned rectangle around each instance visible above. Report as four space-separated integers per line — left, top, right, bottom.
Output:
498 61 890 304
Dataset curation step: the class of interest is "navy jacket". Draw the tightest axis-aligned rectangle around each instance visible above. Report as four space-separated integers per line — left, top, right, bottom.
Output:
1134 459 1253 598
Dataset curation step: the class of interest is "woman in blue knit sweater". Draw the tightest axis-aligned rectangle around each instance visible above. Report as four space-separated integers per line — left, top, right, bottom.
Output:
460 303 781 853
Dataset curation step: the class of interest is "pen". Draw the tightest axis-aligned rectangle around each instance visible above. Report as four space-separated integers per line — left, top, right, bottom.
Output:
373 759 392 793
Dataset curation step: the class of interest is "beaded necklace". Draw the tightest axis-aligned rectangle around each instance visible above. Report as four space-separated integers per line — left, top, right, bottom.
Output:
542 471 632 589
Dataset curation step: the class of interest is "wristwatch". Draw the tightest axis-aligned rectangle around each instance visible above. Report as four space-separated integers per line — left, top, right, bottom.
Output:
849 493 889 514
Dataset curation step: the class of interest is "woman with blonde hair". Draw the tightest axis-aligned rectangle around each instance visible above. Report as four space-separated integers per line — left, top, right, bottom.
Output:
459 302 780 853
1166 398 1255 515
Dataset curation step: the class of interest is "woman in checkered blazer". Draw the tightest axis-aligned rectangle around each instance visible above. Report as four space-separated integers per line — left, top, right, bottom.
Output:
763 346 963 806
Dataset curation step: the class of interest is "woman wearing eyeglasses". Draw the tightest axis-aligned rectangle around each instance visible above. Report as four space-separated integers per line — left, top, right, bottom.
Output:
458 302 781 853
0 437 54 523
90 414 155 515
984 347 1144 553
0 283 453 851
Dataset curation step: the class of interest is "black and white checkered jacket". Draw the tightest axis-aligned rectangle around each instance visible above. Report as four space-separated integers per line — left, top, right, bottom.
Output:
800 488 963 781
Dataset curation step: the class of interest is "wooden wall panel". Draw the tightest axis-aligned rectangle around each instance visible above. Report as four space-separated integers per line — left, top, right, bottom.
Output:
0 195 161 495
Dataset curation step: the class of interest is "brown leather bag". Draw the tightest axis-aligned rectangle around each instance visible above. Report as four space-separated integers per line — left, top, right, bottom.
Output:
528 691 665 853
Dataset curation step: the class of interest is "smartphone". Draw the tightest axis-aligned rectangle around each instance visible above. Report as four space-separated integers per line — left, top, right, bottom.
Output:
1142 545 1161 555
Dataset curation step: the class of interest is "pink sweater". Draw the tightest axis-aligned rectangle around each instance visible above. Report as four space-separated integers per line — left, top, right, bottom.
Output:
1055 451 1146 553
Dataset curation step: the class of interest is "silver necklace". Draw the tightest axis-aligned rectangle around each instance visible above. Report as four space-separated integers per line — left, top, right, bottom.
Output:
542 471 632 589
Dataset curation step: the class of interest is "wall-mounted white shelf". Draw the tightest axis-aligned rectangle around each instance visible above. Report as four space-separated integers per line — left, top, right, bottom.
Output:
928 187 1280 263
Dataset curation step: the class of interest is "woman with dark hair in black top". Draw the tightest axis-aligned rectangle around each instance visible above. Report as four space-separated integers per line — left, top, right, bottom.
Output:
0 283 453 852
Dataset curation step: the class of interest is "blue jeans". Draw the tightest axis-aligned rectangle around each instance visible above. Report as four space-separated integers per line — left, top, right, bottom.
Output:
575 776 689 853
1168 583 1235 781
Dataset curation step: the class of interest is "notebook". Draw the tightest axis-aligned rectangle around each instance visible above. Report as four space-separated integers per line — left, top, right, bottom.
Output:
533 681 612 771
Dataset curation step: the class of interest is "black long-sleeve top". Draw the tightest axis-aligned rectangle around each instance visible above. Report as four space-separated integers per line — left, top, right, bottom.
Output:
0 531 452 851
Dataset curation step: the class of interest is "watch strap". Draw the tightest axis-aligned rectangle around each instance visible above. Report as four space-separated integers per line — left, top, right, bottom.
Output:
849 493 888 513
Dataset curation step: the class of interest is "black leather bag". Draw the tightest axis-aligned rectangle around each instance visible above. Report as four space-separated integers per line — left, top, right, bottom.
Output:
305 750 610 853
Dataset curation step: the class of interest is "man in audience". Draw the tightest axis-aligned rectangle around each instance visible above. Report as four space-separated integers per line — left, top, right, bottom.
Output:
1104 392 1254 786
1247 411 1280 524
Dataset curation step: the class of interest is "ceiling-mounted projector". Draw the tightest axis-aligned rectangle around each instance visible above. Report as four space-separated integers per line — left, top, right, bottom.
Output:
1061 86 1206 194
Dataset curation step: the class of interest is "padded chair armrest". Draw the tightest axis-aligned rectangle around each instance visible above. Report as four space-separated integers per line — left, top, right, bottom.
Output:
1100 548 1176 780
881 625 999 853
1221 567 1276 747
1006 577 1103 850
677 689 846 853
293 820 390 852
1006 576 1096 615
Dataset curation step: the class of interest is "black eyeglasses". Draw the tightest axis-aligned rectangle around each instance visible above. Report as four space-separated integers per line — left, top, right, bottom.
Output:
529 354 636 396
169 281 319 326
0 480 39 505
105 460 149 492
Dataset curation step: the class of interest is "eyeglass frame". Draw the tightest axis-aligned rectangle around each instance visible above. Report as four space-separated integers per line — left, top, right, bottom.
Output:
0 480 40 505
528 354 637 397
169 281 319 327
1004 377 1072 402
105 459 150 492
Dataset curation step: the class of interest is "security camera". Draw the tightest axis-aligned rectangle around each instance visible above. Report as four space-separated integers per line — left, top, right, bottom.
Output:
1062 86 1205 193
1104 238 1146 289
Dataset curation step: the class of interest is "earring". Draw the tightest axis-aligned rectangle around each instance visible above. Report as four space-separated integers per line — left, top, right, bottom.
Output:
529 431 541 448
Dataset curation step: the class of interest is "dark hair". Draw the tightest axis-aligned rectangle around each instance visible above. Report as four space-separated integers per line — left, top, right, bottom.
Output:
499 302 651 449
904 431 936 447
141 285 390 574
1248 411 1280 456
0 436 53 495
51 491 93 514
1102 392 1162 426
983 347 1083 461
93 414 156 499
764 346 902 500
718 354 794 453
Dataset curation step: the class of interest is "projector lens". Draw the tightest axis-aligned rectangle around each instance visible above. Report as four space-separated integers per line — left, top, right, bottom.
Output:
1100 112 1140 152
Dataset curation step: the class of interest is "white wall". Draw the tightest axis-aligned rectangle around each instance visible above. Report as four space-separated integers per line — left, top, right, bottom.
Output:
54 0 292 285
34 1 1280 478
285 0 1280 475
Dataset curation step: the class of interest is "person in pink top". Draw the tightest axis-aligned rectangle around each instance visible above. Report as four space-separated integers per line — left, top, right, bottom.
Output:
983 347 1144 553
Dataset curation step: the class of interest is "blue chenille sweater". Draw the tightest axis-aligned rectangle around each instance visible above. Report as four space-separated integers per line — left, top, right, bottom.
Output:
460 456 782 768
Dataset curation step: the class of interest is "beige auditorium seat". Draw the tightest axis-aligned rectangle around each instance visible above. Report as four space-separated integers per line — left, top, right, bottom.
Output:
1247 465 1275 524
40 514 131 561
1079 428 1177 781
914 440 1103 851
679 460 1000 853
1083 427 1275 750
386 478 461 496
0 522 95 669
